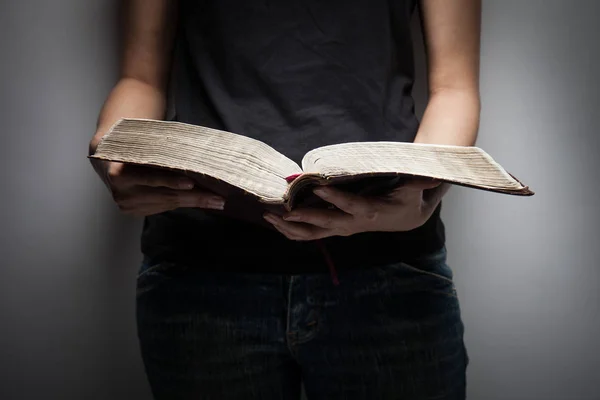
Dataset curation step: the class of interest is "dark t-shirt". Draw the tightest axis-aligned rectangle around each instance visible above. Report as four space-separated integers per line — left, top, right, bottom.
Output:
141 0 445 273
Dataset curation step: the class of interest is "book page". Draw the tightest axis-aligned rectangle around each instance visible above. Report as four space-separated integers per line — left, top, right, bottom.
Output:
301 142 530 194
92 119 302 202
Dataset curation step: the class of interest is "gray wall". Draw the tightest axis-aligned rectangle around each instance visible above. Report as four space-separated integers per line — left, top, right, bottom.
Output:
1 1 598 399
443 2 600 399
0 1 149 399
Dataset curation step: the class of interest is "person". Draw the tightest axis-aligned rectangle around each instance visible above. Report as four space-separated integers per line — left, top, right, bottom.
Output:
89 0 481 398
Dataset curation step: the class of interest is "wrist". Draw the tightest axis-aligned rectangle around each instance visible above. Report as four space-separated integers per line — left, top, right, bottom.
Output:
88 134 101 156
424 182 451 207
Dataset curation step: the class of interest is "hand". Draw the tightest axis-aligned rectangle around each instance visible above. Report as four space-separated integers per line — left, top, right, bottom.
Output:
89 140 225 217
263 179 447 241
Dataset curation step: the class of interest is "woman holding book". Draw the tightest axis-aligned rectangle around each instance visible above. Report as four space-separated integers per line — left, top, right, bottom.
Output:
89 0 481 399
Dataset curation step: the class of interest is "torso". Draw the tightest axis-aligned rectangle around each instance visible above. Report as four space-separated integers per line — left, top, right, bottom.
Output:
141 0 445 273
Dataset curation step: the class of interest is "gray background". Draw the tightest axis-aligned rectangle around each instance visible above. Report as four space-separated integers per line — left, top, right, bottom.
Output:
1 1 598 399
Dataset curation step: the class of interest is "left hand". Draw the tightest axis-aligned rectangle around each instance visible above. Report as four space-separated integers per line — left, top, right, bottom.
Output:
263 179 449 241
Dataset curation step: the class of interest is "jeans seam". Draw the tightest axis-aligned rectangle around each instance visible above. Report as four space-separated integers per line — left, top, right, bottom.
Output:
294 323 320 345
428 289 459 299
398 261 455 284
136 262 172 280
285 276 297 356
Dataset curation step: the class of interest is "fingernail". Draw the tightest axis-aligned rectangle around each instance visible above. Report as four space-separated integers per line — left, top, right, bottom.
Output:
283 214 300 222
178 178 194 189
314 187 328 197
207 197 225 210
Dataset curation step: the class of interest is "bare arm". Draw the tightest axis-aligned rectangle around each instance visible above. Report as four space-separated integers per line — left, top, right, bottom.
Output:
90 0 177 152
414 0 482 146
89 0 224 215
263 0 483 238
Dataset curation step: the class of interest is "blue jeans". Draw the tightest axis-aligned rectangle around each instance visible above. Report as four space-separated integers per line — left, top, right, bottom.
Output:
136 247 468 399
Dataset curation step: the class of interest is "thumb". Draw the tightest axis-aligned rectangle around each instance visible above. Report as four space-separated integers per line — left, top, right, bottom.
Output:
117 164 195 190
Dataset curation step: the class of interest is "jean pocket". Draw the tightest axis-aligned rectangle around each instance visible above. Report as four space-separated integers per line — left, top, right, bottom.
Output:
137 259 169 279
381 247 458 299
136 259 187 298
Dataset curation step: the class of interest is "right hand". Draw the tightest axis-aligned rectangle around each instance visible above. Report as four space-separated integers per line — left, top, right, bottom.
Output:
90 143 225 217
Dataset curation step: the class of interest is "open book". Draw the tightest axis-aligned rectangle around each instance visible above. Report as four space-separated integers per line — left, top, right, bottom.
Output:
90 119 533 220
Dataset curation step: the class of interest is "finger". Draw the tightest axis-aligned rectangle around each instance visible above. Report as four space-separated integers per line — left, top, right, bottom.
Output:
175 189 226 210
271 222 308 241
141 172 195 190
313 187 372 216
115 187 225 214
124 203 179 217
264 213 331 241
115 190 181 216
283 208 352 230
401 178 442 191
112 164 195 190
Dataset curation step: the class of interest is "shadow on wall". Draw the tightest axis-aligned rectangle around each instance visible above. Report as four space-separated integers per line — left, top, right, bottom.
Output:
85 1 153 396
0 0 151 399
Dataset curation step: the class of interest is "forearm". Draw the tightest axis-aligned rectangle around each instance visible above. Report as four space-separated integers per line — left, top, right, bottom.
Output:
413 88 480 146
89 78 167 154
413 89 480 200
